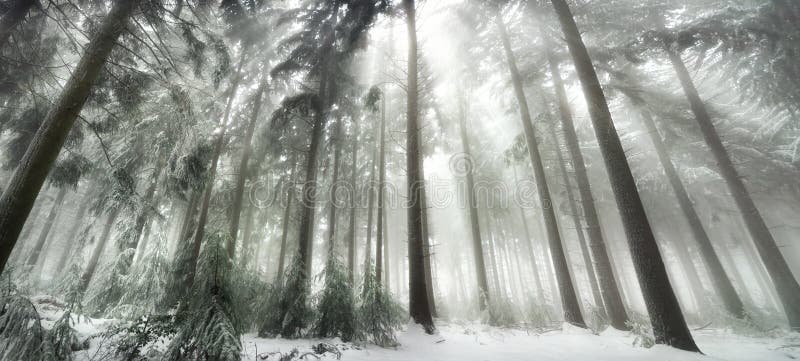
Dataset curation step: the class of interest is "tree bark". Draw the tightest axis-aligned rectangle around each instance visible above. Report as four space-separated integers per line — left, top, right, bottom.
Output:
327 116 343 255
550 0 698 350
346 120 359 284
548 122 605 318
25 187 67 268
228 82 268 259
637 106 745 318
0 0 36 49
545 47 630 330
666 46 800 330
458 103 490 310
81 207 121 290
495 13 584 327
403 0 435 332
0 0 139 274
276 155 298 283
419 161 438 317
376 93 387 284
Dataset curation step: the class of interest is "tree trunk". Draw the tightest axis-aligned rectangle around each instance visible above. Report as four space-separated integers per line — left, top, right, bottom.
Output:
363 144 377 275
186 51 247 289
419 163 438 317
666 46 800 330
458 104 490 310
327 116 343 256
0 0 36 49
403 0 434 333
25 187 67 268
0 0 139 275
228 82 268 259
276 156 298 283
346 120 359 284
495 13 585 327
545 47 630 330
548 122 605 318
376 93 387 284
81 207 121 290
550 0 698 350
637 106 745 318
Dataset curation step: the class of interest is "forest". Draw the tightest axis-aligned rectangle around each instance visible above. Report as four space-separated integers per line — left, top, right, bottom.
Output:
0 0 799 360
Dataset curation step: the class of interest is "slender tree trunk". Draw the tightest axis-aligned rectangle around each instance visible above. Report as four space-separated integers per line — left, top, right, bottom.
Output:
458 104 490 310
276 156 298 283
81 207 121 290
0 0 36 49
637 106 746 318
420 165 438 317
240 202 256 269
376 94 387 284
550 0 698 350
327 117 343 255
363 144 377 274
0 0 139 274
228 82 268 259
545 48 630 330
403 0 434 332
25 187 67 267
666 47 800 330
347 119 359 284
186 51 247 289
548 123 605 317
495 13 584 327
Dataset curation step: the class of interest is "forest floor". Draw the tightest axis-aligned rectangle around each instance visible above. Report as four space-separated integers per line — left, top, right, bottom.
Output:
237 322 800 361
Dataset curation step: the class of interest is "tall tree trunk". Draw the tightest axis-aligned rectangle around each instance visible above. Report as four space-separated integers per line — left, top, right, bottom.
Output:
495 13 584 327
25 187 67 267
346 119 359 284
637 106 745 318
0 0 36 49
376 94 387 284
458 104 490 310
403 0 434 332
228 82 268 259
81 207 121 290
0 0 139 274
549 0 699 350
55 184 93 273
548 122 605 318
666 46 800 330
276 156 298 283
240 202 256 269
186 51 247 289
327 116 343 255
419 164 437 317
545 47 630 330
363 142 377 275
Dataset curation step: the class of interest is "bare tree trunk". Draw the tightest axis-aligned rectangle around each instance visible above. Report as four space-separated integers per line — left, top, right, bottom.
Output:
327 117 344 256
637 106 745 318
25 187 67 268
0 0 139 274
0 0 36 49
346 120 359 284
363 139 377 275
419 157 437 317
403 0 434 332
495 13 584 327
228 82 268 259
81 207 121 290
550 0 698 350
376 94 387 284
667 47 800 330
458 103 490 310
548 122 605 318
276 156 298 283
545 48 630 330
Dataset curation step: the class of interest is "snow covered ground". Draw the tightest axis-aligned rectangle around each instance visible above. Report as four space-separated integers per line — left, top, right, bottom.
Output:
237 322 800 361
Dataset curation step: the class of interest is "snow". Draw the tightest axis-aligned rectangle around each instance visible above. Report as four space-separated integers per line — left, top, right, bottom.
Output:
235 322 800 361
